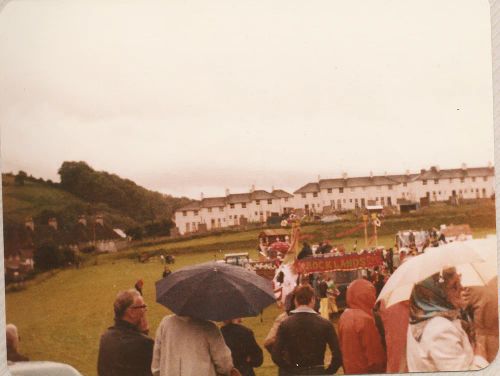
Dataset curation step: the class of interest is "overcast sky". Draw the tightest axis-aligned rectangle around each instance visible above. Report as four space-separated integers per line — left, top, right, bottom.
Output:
0 0 494 199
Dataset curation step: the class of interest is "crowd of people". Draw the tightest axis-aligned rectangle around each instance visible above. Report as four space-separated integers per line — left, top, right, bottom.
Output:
6 243 499 376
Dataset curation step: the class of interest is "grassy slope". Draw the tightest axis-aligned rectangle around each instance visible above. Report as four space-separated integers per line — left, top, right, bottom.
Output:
2 177 86 221
2 176 138 228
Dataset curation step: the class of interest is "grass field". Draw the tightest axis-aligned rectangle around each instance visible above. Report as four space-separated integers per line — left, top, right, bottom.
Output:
6 225 496 376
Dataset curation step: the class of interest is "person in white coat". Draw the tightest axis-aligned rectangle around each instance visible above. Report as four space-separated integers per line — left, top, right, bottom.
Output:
151 315 234 376
406 267 488 372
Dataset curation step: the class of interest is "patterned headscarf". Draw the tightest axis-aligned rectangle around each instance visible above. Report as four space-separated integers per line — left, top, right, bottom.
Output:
409 271 461 341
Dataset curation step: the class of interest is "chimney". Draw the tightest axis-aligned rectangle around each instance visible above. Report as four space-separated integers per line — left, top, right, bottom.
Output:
435 165 440 172
461 163 467 171
95 214 104 226
369 171 373 178
250 185 255 193
25 217 34 231
225 188 230 196
48 217 58 230
342 172 348 180
200 192 204 200
78 215 87 226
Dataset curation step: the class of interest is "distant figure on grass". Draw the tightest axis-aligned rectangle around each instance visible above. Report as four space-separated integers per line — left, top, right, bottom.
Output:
221 318 263 376
271 284 342 375
152 314 234 376
338 279 386 374
97 289 154 376
6 324 29 362
135 279 144 296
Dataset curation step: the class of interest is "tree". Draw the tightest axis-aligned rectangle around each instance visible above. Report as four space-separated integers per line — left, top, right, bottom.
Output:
34 242 64 271
14 170 28 186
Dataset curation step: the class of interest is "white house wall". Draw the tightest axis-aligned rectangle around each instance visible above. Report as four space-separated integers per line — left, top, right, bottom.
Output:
175 171 495 235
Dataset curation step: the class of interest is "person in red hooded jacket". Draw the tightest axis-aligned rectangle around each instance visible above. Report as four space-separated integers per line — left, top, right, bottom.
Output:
338 279 386 374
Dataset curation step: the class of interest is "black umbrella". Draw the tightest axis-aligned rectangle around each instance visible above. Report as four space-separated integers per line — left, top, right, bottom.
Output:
155 261 276 321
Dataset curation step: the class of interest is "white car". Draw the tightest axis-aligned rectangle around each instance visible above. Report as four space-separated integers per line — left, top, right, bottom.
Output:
8 361 82 376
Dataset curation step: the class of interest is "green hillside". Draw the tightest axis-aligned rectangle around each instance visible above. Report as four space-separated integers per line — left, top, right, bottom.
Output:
1 174 139 230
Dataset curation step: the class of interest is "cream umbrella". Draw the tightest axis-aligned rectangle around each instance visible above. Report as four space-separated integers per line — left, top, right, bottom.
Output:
377 239 490 308
456 236 497 286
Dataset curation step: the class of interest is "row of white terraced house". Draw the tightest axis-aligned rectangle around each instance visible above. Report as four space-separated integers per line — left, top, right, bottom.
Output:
174 164 495 235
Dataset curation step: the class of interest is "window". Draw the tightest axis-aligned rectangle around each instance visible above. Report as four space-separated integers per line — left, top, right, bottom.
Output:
483 177 488 182
403 182 407 187
255 211 258 215
339 188 344 193
349 199 353 203
256 200 260 205
434 179 439 184
438 191 441 195
301 193 306 198
472 177 476 182
267 199 272 204
284 197 288 202
194 210 198 215
422 180 427 185
182 211 187 216
230 203 235 209
388 185 393 190
219 207 224 212
229 215 232 219
242 203 246 208
313 192 318 198
327 188 332 193
208 208 212 213
460 178 465 183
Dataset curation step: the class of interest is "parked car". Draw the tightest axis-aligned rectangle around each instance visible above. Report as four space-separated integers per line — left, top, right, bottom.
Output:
9 361 82 376
224 252 250 267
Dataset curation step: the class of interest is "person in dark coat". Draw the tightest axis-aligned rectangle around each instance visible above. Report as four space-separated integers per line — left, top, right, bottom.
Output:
221 319 263 376
97 289 154 376
6 324 29 362
272 285 342 375
297 242 313 260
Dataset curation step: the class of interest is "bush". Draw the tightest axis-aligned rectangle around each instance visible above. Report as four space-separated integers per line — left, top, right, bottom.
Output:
34 242 64 271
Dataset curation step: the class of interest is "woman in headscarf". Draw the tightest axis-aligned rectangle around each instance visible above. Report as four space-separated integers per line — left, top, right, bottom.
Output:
406 267 489 372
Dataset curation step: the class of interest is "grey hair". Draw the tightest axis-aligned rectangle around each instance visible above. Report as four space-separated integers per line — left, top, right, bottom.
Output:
114 289 140 319
6 324 19 350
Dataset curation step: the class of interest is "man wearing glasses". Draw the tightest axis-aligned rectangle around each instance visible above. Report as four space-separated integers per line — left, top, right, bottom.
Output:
98 289 154 376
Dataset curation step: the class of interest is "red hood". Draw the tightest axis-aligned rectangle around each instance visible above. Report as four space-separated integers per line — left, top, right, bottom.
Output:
346 279 376 315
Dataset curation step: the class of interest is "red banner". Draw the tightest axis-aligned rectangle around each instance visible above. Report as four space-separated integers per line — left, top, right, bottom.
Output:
294 253 383 273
